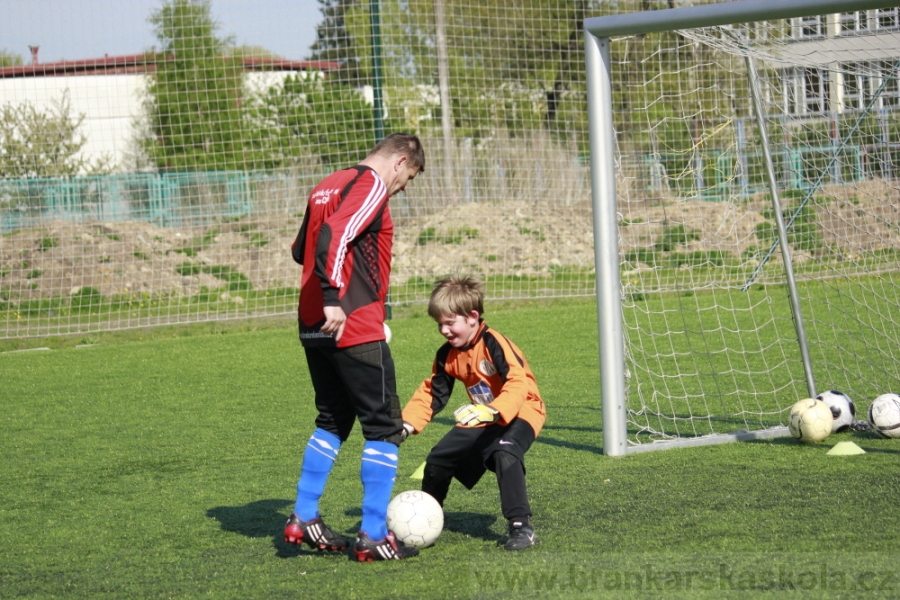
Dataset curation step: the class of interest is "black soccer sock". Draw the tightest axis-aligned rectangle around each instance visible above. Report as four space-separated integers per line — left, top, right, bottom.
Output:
493 450 532 520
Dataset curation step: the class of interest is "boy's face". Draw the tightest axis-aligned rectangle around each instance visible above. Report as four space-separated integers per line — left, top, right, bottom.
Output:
435 311 480 348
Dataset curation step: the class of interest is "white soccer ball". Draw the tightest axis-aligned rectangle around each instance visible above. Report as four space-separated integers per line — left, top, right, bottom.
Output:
383 323 392 344
816 390 856 433
386 490 443 548
868 393 900 439
788 398 833 443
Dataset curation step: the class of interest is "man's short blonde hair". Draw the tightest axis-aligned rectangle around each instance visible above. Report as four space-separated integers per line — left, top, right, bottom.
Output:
427 276 485 320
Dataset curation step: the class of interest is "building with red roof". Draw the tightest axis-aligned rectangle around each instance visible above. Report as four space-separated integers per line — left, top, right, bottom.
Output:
0 48 340 172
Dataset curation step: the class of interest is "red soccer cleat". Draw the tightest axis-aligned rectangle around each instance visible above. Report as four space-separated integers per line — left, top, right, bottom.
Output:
350 531 419 562
283 514 349 552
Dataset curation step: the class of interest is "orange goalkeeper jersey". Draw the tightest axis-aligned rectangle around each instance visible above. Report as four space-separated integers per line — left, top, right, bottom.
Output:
402 321 546 437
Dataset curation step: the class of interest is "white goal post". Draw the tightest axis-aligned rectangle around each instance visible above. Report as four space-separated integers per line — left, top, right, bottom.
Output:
585 0 900 455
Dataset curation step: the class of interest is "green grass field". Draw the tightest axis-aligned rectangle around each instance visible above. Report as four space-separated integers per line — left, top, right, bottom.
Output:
2 298 899 599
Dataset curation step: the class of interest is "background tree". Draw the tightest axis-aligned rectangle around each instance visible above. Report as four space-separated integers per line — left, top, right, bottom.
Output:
0 92 111 178
142 0 261 172
307 0 365 87
227 45 282 60
251 74 392 170
0 49 23 68
393 0 599 141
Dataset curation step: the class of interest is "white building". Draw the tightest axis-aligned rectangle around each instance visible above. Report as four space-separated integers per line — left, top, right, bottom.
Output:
0 51 339 172
779 8 900 115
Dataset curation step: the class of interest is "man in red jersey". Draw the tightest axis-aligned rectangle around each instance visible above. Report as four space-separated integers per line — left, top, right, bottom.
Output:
284 134 425 562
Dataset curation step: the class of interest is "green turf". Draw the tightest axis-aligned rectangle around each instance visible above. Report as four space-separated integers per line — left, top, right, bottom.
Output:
1 299 898 599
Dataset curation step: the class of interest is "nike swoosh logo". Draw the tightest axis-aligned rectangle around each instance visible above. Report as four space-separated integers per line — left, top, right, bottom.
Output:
499 440 514 445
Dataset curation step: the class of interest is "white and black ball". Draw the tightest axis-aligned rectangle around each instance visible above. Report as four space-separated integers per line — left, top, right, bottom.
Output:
816 390 855 433
868 393 900 439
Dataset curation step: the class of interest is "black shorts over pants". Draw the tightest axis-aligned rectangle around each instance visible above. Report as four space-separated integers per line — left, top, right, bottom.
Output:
304 341 403 444
426 418 535 489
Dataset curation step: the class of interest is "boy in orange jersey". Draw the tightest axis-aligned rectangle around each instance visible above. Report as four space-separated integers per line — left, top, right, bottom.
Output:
400 276 545 550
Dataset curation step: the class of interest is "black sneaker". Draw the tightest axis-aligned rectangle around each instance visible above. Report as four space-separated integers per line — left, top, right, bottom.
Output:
283 514 349 552
848 419 871 431
504 519 537 551
350 531 419 562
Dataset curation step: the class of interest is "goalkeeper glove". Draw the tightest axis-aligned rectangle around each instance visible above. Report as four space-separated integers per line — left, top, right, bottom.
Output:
454 404 499 427
399 422 415 442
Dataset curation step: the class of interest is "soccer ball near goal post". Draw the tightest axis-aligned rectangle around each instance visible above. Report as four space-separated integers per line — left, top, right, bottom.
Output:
788 398 833 443
867 394 900 439
816 390 856 433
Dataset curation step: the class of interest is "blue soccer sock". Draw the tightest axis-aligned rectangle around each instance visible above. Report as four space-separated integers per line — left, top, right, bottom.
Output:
360 440 399 541
293 428 341 521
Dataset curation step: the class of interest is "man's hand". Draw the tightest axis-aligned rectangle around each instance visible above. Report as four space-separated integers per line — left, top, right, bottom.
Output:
454 404 499 427
322 305 347 342
399 422 415 442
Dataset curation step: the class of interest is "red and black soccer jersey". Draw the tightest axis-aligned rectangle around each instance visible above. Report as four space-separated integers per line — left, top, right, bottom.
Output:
292 165 393 348
402 321 546 437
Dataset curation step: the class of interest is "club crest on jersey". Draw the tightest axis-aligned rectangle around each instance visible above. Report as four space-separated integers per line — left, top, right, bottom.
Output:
467 381 495 405
479 359 497 377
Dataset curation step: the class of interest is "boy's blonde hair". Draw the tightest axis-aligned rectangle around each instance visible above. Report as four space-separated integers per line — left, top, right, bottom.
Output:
428 276 485 320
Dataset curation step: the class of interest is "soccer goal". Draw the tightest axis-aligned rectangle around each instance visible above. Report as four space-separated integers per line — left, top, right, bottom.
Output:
585 0 900 455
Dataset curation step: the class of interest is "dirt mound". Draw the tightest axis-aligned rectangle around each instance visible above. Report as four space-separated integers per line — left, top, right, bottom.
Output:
2 188 898 302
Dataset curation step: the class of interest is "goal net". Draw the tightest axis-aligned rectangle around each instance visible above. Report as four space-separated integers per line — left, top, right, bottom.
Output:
585 1 900 453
